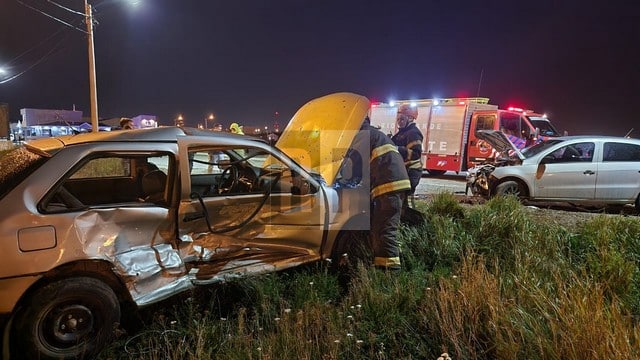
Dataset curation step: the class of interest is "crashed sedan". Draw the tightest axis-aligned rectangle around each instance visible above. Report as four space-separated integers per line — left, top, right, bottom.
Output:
0 93 375 359
467 130 640 210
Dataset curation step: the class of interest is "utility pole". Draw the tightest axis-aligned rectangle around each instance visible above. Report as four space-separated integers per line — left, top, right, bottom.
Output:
85 0 99 132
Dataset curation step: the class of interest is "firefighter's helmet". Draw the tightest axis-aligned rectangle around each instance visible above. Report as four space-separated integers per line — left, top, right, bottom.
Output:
397 104 418 120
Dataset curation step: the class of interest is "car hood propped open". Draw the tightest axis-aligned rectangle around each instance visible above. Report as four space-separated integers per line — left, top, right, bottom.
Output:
276 92 370 185
475 130 525 161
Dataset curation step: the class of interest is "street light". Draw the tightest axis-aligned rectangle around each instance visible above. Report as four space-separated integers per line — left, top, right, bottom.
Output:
206 114 214 129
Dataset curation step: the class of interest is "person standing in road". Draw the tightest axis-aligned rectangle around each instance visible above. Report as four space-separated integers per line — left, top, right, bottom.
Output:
391 104 423 204
229 123 244 135
120 117 134 130
208 123 224 172
345 117 412 271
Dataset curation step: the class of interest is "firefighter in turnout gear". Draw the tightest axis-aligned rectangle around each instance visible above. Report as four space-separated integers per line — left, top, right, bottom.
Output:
391 104 424 199
345 117 411 271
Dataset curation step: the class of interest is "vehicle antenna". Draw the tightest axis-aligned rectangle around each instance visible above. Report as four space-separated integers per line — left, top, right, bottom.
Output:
476 68 484 97
624 128 634 138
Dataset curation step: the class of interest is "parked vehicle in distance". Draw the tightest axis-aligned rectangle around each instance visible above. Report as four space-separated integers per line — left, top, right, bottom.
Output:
467 130 640 209
0 92 375 359
369 97 561 175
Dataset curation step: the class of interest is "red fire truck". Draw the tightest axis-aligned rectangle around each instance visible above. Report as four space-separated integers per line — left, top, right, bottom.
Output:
369 97 561 175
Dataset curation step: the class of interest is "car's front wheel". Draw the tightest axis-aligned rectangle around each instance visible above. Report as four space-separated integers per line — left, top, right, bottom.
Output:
12 277 121 360
495 180 525 199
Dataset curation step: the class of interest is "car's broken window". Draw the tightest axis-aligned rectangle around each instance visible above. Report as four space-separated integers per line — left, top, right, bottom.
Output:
603 142 640 162
188 147 316 197
40 153 171 212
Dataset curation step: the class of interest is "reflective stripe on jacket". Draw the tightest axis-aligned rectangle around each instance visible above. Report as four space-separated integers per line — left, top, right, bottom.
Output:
368 125 411 198
391 122 423 168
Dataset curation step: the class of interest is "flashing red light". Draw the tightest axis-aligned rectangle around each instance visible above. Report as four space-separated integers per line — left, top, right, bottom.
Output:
370 101 380 107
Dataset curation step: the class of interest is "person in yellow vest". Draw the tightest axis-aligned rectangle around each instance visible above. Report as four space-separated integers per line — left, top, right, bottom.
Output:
229 122 244 135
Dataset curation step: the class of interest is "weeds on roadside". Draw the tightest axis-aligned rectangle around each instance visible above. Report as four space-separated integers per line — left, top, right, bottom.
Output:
100 193 640 360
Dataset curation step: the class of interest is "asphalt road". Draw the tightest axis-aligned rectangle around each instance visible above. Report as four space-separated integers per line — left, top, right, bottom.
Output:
415 172 468 196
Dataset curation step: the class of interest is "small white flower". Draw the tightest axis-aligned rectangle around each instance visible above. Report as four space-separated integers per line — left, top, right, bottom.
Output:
334 340 340 343
275 317 281 321
347 333 353 337
426 287 432 291
284 308 291 313
220 317 227 321
347 315 354 320
309 281 314 285
170 320 177 325
356 340 364 344
356 304 362 309
257 347 262 351
350 305 355 309
452 275 458 279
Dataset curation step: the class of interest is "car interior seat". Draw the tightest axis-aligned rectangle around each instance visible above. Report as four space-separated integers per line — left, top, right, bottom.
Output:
141 169 167 203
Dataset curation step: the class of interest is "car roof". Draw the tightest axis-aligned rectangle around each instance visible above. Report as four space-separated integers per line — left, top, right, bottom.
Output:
552 135 640 142
24 127 266 155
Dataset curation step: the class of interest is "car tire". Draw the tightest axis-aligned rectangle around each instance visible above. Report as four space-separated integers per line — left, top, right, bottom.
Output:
330 230 372 272
12 277 120 360
495 180 524 198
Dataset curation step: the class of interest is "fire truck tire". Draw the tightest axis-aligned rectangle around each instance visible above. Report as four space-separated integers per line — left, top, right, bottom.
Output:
426 169 447 176
495 180 525 199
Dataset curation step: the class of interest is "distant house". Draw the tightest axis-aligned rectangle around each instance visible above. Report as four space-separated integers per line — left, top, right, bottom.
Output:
16 109 158 138
18 108 93 138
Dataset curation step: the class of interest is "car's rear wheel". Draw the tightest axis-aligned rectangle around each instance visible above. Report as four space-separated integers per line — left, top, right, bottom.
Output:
12 277 120 360
495 180 525 199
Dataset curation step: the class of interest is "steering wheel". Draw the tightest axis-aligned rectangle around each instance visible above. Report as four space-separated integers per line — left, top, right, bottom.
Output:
219 165 239 193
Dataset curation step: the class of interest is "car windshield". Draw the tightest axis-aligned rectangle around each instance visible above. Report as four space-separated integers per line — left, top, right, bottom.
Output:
0 147 48 200
528 117 561 137
521 139 565 158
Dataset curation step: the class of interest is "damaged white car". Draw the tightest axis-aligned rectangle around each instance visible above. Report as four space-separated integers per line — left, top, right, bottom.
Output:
0 93 377 359
467 130 640 209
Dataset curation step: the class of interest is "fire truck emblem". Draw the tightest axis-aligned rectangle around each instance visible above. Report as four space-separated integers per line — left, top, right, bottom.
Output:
477 139 491 154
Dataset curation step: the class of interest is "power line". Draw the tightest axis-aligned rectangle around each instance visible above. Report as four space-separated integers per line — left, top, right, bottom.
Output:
4 26 67 66
14 0 88 34
46 0 87 16
0 34 69 84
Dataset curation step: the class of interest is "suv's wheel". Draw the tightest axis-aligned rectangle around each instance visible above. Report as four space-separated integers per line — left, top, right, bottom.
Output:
495 180 524 198
12 277 120 360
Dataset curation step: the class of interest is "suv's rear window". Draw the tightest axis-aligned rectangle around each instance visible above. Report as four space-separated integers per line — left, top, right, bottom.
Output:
0 147 48 200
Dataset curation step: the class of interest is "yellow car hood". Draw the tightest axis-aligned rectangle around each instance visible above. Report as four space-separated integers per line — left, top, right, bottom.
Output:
276 92 370 185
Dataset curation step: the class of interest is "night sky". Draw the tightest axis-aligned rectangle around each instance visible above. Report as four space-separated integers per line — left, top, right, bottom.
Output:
1 0 639 136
